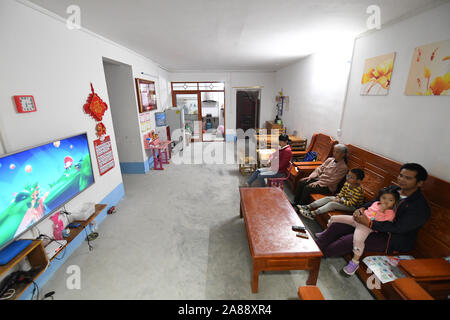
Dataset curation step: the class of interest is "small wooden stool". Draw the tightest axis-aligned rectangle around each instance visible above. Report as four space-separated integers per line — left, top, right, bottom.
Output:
298 286 325 300
238 153 257 175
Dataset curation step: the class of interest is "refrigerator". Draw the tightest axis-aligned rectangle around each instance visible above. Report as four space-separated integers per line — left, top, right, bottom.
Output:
164 107 186 150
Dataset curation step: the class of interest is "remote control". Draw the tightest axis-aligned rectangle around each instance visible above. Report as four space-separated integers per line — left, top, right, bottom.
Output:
296 232 309 239
292 225 306 233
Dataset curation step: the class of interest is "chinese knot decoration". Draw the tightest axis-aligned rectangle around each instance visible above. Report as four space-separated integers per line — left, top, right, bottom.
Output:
96 122 107 138
83 83 108 121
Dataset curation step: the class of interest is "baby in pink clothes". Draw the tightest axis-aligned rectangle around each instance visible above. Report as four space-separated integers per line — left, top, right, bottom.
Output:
327 187 400 276
364 200 396 222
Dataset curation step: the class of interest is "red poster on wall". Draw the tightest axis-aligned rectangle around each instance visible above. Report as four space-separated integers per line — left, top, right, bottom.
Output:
94 135 115 176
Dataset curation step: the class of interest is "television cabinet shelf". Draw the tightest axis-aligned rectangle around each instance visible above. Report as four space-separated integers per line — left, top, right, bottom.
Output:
0 204 107 300
0 240 48 300
50 203 107 262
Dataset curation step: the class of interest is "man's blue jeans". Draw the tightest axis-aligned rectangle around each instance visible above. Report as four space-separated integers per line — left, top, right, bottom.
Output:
247 168 284 187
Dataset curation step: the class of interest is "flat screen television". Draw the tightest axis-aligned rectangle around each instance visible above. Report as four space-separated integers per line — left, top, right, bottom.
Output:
0 133 95 251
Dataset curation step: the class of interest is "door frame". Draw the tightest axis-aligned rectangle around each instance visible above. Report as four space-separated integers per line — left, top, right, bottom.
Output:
235 88 261 131
171 82 226 142
172 90 202 142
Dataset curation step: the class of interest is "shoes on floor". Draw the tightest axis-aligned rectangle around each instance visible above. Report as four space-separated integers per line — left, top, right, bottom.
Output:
342 260 360 276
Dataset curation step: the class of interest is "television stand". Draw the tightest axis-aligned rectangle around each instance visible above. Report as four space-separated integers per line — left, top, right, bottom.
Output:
50 204 107 261
0 240 48 300
0 204 107 300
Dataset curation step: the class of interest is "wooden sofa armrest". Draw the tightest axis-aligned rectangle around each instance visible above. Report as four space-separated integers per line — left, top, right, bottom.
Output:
399 258 450 281
294 161 323 166
292 165 317 175
292 151 307 156
391 278 434 300
298 286 325 300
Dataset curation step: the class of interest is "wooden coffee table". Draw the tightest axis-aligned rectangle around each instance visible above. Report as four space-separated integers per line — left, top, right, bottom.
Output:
239 187 323 293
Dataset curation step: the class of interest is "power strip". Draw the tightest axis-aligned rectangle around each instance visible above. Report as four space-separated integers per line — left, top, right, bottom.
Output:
44 240 67 259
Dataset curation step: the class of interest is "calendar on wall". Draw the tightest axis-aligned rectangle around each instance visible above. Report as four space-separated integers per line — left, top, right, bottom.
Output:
14 95 37 113
93 135 115 176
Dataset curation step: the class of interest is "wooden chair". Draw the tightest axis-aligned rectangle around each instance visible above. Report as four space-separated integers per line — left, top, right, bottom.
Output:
267 162 293 190
146 137 171 170
291 133 338 162
287 133 338 192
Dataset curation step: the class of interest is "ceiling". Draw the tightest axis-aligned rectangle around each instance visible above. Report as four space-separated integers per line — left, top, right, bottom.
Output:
27 0 447 71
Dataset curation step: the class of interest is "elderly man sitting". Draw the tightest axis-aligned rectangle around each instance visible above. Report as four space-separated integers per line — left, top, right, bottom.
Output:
291 144 349 208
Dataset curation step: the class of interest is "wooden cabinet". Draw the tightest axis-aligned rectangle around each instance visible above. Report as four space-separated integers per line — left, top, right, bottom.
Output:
265 121 283 130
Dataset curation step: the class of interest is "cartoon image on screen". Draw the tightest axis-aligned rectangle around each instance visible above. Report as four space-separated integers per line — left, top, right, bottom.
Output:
0 133 95 250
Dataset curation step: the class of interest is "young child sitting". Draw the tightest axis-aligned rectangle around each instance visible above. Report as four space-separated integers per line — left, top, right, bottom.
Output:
298 168 365 220
328 186 400 276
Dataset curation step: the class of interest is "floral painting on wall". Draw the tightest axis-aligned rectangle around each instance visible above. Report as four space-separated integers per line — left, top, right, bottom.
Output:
360 52 396 96
405 39 450 96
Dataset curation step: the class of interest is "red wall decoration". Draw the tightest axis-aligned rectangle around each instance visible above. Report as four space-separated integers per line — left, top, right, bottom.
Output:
83 83 114 175
83 83 108 121
93 135 115 176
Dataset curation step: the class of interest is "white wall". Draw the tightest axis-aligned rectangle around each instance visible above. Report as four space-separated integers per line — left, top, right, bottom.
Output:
275 47 353 142
340 2 450 181
103 61 143 163
169 71 277 135
0 0 168 238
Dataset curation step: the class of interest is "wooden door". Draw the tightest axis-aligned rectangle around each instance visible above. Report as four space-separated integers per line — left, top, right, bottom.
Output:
236 90 260 131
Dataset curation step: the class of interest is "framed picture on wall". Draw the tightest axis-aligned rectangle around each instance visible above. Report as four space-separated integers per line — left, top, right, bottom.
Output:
404 39 450 96
136 78 157 113
360 52 396 96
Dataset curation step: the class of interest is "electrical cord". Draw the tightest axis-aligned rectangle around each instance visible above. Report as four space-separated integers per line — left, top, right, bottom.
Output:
31 280 39 300
84 228 93 251
0 289 16 300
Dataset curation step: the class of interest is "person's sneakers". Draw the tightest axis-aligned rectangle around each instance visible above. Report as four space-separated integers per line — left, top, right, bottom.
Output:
298 205 310 211
297 206 315 220
342 260 360 276
315 231 325 238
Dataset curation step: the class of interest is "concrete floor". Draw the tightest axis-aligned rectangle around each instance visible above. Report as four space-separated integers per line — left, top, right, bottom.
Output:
42 142 373 300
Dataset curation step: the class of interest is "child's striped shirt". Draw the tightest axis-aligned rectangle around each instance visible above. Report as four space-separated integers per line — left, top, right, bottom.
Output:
338 182 365 208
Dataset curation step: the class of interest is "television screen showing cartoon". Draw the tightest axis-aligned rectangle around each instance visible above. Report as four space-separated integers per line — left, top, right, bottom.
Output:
0 133 95 250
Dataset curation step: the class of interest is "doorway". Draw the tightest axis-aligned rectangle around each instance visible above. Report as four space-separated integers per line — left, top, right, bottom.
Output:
171 82 225 142
201 91 225 142
102 58 144 171
236 89 261 131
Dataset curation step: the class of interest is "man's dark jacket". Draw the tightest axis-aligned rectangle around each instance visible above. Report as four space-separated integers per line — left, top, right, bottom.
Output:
363 186 430 254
